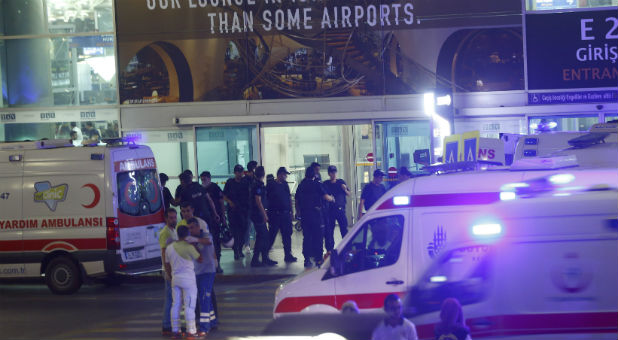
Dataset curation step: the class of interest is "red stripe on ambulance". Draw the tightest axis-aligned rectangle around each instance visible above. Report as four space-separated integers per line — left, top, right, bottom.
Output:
0 238 106 252
275 291 406 314
416 312 618 339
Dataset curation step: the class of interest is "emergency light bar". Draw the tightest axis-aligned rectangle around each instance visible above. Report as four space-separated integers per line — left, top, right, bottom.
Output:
510 154 578 170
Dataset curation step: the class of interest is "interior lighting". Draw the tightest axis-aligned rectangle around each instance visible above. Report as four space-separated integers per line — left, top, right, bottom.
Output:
393 196 410 206
472 223 502 236
423 92 436 117
436 94 452 106
499 192 516 201
430 275 447 283
548 173 575 185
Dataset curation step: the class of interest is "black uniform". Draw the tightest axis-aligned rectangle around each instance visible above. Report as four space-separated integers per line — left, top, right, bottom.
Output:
250 180 269 263
162 186 174 212
266 179 293 256
323 179 349 251
204 182 224 262
175 182 212 222
361 182 386 211
223 177 250 255
295 178 327 262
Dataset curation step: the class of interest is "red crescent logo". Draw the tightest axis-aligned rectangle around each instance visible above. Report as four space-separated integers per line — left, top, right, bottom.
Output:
82 184 101 209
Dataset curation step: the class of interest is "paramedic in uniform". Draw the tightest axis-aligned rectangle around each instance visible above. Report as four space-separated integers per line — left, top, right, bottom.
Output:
323 165 350 252
295 166 334 268
358 169 387 218
200 171 225 273
187 218 217 337
223 164 250 260
266 167 297 263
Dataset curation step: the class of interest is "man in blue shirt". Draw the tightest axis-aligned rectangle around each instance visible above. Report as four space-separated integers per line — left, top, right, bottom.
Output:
359 169 386 218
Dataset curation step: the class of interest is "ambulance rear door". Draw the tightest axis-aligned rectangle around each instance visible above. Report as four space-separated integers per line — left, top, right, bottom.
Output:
0 150 24 277
110 146 164 267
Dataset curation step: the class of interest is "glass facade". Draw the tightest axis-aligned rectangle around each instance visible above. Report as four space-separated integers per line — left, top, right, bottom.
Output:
261 123 373 222
375 120 431 180
195 126 258 184
0 0 117 108
527 0 618 11
528 115 600 133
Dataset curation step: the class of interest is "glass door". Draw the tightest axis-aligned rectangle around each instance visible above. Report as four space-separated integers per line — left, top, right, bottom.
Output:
375 120 431 189
261 123 373 225
195 125 258 186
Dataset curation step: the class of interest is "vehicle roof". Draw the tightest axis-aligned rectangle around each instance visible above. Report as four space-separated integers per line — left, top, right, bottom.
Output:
0 143 149 163
370 167 618 213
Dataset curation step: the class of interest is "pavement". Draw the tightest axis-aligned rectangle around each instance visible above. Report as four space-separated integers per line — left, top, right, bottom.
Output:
138 226 341 284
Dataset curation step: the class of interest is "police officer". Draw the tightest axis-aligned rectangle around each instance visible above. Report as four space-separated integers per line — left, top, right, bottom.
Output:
223 165 250 260
266 167 297 263
249 166 276 267
243 160 258 254
295 166 334 268
176 170 219 224
323 165 350 252
358 169 387 218
397 167 413 186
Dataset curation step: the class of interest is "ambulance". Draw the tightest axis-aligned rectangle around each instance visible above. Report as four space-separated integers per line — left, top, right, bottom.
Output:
0 139 165 294
273 123 618 317
406 184 618 339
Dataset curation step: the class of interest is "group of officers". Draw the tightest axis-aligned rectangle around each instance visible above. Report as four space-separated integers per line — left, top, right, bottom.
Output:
160 160 407 269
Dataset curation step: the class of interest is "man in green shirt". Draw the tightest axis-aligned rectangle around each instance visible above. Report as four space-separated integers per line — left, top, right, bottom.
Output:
159 208 178 336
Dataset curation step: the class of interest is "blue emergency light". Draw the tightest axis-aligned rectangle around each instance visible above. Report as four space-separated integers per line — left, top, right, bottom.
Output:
548 173 575 185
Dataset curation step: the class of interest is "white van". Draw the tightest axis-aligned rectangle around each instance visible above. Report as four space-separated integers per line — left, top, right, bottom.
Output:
274 127 618 317
0 140 165 294
405 187 618 339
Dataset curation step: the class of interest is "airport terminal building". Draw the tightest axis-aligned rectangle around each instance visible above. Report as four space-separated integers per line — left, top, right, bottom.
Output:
1 0 616 219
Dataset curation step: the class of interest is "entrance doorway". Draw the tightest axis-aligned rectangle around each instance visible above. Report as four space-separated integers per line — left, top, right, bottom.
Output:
195 125 258 186
261 123 374 225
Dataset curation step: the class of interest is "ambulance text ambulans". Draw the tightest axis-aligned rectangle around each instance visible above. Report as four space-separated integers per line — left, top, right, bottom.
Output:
0 139 165 294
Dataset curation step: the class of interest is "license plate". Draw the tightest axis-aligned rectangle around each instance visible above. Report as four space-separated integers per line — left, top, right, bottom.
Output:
125 249 144 261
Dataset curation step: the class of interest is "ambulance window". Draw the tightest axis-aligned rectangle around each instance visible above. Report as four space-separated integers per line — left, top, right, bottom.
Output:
339 215 404 275
117 170 162 216
405 245 492 316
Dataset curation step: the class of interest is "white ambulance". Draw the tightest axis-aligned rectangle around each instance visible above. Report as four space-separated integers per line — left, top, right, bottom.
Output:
406 185 618 339
0 139 165 294
273 125 618 317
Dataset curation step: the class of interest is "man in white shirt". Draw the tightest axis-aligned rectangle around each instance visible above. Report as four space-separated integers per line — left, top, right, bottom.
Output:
372 294 418 340
165 225 203 339
70 122 83 146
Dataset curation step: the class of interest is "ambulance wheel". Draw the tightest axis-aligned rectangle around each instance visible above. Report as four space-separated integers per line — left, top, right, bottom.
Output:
45 256 82 295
